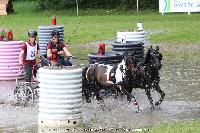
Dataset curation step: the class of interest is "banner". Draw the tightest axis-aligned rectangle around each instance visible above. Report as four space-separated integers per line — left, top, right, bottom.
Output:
159 0 200 13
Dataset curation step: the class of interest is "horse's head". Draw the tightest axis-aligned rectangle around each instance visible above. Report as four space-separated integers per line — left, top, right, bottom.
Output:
123 51 138 73
147 46 162 70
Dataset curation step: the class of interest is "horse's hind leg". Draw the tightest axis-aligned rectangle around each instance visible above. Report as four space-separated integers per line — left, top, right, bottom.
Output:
95 89 106 110
82 82 92 103
155 86 165 106
94 83 104 104
145 89 154 109
82 66 91 103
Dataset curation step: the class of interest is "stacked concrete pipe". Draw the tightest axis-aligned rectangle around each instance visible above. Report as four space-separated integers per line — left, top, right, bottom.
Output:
38 66 83 129
88 51 123 64
38 25 64 55
0 41 24 80
112 30 146 61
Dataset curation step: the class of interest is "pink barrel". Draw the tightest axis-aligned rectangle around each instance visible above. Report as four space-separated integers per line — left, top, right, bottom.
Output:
0 41 24 80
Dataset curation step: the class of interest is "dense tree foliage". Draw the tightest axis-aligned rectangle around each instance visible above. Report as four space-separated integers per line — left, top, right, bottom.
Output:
14 0 158 10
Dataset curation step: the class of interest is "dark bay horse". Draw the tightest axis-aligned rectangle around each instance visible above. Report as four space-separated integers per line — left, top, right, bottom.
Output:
128 46 165 109
82 52 140 111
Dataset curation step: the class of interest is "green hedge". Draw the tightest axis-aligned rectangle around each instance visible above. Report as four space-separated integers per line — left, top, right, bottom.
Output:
36 0 158 10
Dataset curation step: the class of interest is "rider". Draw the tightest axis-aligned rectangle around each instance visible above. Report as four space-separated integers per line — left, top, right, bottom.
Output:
19 30 41 82
46 30 73 66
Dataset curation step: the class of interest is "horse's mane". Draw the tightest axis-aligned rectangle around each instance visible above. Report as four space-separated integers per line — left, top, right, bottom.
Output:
144 48 151 63
135 48 151 67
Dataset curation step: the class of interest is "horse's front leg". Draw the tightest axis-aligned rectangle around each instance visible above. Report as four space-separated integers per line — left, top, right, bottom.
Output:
126 85 132 102
154 85 165 106
145 89 154 109
120 85 140 112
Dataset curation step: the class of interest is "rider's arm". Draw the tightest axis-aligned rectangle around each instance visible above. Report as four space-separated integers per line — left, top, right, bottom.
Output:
46 43 52 58
63 47 72 57
61 43 72 57
19 50 24 64
37 44 41 59
19 43 26 64
47 49 52 58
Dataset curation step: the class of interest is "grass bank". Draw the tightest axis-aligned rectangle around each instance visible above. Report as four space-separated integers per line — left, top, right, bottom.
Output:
143 120 200 133
0 1 200 45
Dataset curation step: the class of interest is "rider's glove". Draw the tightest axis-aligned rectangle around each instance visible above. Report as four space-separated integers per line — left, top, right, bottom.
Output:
68 55 74 59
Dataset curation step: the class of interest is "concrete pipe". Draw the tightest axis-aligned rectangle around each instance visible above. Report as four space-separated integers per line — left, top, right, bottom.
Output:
116 31 146 43
38 66 83 128
0 41 24 80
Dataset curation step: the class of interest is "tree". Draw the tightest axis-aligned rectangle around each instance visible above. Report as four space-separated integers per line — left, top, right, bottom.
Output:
36 0 158 10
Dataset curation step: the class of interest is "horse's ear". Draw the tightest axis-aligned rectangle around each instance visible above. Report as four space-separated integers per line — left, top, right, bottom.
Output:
146 48 151 57
150 45 152 49
156 46 159 51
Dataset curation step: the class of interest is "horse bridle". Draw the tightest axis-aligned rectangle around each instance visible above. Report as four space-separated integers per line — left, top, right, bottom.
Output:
149 50 162 70
124 56 137 71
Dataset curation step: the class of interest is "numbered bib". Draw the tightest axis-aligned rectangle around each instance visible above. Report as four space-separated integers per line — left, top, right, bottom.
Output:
26 42 37 60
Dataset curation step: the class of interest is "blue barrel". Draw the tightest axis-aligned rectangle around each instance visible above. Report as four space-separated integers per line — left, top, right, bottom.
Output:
38 25 64 55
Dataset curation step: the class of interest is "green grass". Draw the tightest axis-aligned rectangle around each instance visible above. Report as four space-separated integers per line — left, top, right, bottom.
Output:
1 1 200 45
143 120 200 133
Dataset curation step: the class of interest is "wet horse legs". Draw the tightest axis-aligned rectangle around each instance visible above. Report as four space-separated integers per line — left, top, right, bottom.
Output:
155 85 165 106
82 82 92 103
145 89 154 109
94 82 103 102
121 85 140 112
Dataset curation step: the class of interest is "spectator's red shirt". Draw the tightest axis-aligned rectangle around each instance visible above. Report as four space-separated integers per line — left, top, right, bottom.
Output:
21 40 40 65
46 41 67 60
46 41 65 51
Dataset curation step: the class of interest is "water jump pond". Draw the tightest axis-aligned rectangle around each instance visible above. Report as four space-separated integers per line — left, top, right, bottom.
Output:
0 43 200 132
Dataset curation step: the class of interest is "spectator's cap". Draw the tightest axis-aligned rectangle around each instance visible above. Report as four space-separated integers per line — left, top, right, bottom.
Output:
28 30 37 37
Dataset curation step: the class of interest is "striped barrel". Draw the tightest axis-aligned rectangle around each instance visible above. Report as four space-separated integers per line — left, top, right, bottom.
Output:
38 25 64 55
0 41 24 80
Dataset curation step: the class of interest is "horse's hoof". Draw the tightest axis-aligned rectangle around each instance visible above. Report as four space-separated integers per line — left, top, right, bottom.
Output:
150 105 155 110
135 110 140 113
112 94 117 99
86 99 91 103
155 101 160 106
134 107 140 113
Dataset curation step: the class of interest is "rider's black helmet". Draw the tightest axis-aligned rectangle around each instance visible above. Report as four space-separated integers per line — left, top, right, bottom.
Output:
51 30 60 38
28 30 37 37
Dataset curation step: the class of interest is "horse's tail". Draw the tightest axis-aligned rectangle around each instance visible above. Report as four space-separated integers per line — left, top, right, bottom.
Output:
82 66 87 82
82 66 91 103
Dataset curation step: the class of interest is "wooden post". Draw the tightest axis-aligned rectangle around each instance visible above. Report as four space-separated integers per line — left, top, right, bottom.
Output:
0 0 14 16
